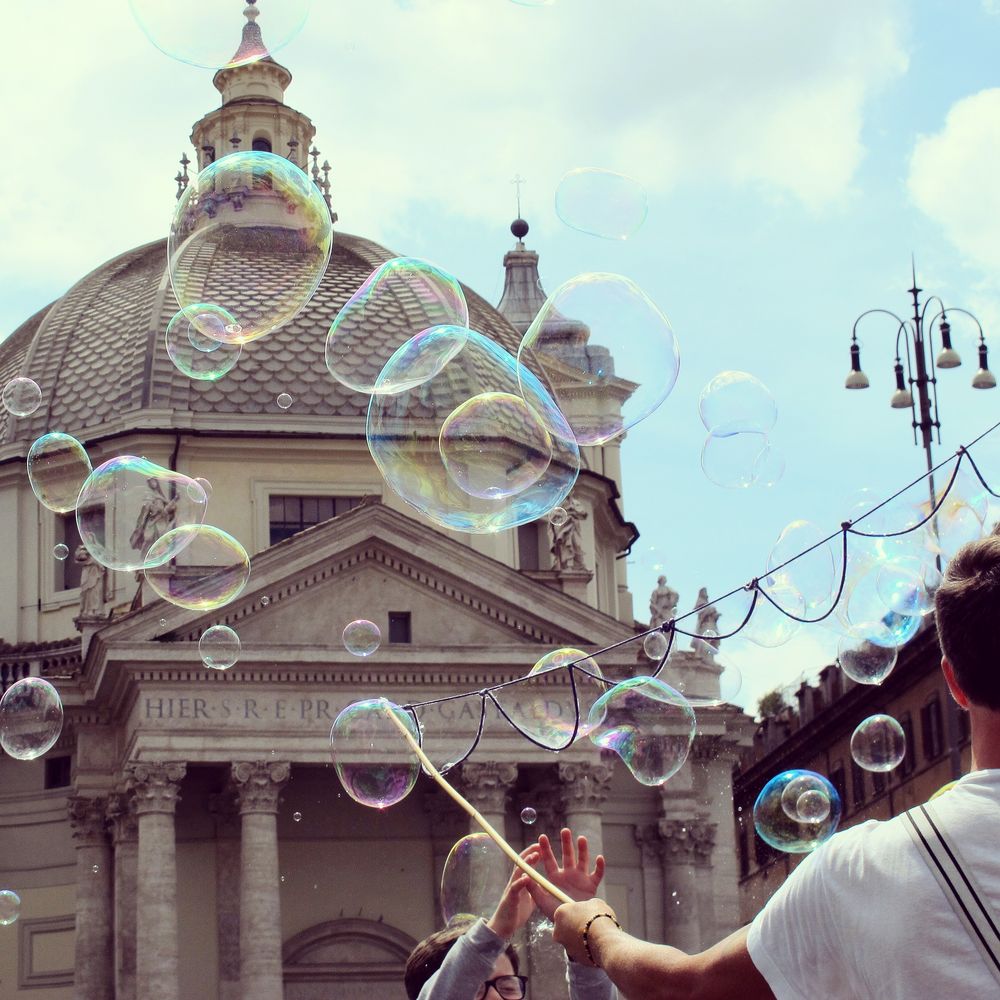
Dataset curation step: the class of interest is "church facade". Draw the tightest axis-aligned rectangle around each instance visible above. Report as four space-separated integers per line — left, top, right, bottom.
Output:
0 10 752 999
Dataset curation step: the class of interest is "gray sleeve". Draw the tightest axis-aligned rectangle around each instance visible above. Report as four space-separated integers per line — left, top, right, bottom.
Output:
417 920 506 1000
568 961 618 1000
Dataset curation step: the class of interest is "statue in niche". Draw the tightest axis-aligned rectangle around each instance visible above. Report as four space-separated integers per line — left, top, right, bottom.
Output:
129 479 177 556
76 545 107 618
550 497 588 571
694 586 721 656
649 575 679 625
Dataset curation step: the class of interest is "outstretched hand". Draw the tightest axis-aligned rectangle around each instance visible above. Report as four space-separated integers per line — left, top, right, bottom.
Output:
486 844 542 940
526 828 606 920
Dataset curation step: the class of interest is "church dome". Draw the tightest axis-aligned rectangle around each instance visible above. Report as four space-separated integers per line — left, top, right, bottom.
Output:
0 232 522 448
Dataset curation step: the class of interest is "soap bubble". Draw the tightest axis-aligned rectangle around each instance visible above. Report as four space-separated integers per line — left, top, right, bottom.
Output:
439 392 552 499
128 0 312 70
189 478 213 502
837 626 898 684
698 371 777 437
198 625 241 670
520 806 538 825
700 432 776 488
876 559 932 617
643 631 670 661
794 789 832 823
554 168 648 241
744 580 803 648
767 520 837 612
549 506 569 527
369 328 579 532
53 544 69 561
276 393 293 410
293 811 302 823
169 152 333 344
0 677 64 760
495 648 604 749
144 525 250 611
27 433 92 513
780 772 832 823
588 676 695 786
0 890 20 925
2 377 41 417
517 273 679 446
330 698 420 809
441 833 509 925
851 714 906 772
754 769 841 853
76 457 208 572
343 620 381 657
165 305 242 381
326 257 469 394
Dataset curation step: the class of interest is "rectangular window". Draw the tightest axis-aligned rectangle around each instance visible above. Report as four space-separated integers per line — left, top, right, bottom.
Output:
899 712 915 777
737 821 750 878
922 697 944 761
872 770 886 796
517 522 541 572
388 612 411 644
268 495 362 545
56 514 84 591
44 755 72 789
851 760 866 809
829 763 847 811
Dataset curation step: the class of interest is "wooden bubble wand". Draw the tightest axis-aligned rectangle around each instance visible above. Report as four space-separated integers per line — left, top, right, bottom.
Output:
382 702 573 905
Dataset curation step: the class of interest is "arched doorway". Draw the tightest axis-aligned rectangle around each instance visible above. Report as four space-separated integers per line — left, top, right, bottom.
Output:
283 918 417 1000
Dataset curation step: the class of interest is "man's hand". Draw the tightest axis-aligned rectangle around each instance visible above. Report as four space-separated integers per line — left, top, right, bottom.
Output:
526 828 607 920
553 898 620 966
486 845 541 940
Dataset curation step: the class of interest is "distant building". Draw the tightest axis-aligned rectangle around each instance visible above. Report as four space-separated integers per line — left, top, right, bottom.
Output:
732 621 971 924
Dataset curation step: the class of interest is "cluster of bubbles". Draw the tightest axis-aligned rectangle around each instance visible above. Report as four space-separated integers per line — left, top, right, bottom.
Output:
329 699 420 809
753 769 841 853
0 678 64 761
164 305 242 381
2 377 42 417
440 833 509 925
199 625 241 671
699 371 782 488
343 620 381 658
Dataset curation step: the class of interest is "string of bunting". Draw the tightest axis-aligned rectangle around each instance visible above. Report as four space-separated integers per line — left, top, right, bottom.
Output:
401 417 1000 772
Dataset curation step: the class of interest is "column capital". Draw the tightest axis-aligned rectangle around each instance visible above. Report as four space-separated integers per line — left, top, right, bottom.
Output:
125 761 187 815
634 822 665 863
459 761 518 815
657 817 717 862
67 795 111 846
557 760 614 812
106 789 138 845
231 760 290 815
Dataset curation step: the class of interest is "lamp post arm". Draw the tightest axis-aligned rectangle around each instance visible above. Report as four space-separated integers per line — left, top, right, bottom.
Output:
851 307 908 341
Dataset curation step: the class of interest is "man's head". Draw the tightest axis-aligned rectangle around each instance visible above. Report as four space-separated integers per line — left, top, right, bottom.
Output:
934 534 1000 710
404 922 520 1000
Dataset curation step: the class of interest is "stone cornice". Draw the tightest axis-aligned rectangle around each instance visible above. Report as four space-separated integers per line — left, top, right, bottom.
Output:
125 761 186 815
232 760 290 815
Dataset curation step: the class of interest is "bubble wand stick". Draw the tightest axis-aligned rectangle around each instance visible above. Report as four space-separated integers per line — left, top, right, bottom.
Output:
382 701 573 905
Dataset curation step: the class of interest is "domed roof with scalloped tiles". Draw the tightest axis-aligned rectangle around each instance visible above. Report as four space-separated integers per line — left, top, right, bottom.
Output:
0 233 522 447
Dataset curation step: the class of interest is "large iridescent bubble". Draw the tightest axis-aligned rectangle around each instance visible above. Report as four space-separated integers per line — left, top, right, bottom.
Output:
494 647 605 749
554 168 648 241
517 273 679 446
441 833 510 925
143 525 251 611
325 257 469 394
128 0 312 70
330 699 420 809
0 677 64 761
2 377 41 417
767 520 837 613
169 152 332 345
199 625 241 670
76 457 208 572
27 433 92 513
368 327 579 532
587 676 695 786
837 625 898 684
754 769 841 853
851 714 906 772
165 305 242 381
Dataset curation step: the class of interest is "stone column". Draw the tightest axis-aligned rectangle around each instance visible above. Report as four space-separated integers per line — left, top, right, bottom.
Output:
557 759 614 858
657 819 705 953
634 824 666 944
232 760 290 1000
209 789 242 1000
126 761 186 1000
67 795 114 1000
107 789 139 1000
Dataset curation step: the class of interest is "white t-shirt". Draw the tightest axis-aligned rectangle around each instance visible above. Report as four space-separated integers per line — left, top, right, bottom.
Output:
747 769 1000 999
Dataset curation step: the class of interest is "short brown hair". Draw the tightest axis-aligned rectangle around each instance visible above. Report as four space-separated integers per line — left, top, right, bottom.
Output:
404 921 519 1000
934 535 1000 710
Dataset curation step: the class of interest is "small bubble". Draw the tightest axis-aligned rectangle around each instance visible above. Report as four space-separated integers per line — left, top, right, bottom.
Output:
276 393 293 410
159 618 167 628
53 543 69 561
261 596 271 607
293 811 302 823
92 864 100 874
520 806 537 825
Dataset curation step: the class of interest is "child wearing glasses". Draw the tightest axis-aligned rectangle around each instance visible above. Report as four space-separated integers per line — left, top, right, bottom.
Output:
405 829 616 1000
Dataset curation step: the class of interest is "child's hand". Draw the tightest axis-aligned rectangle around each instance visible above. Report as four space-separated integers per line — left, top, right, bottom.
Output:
486 845 541 940
526 828 606 920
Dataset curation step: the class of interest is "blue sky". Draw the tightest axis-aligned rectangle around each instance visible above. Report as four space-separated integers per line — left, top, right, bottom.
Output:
4 0 1000 710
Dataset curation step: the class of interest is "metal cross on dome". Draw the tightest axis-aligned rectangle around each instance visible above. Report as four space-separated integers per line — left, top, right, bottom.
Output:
511 173 527 218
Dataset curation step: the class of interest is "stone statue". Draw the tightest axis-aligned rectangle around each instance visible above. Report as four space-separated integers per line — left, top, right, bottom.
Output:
129 480 177 555
75 545 106 618
694 586 721 656
550 497 587 571
649 575 678 624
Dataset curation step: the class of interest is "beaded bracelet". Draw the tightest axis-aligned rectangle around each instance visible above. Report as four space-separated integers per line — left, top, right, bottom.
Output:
582 912 621 968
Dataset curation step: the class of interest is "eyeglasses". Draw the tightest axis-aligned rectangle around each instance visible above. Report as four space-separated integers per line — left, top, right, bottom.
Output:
474 975 528 1000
